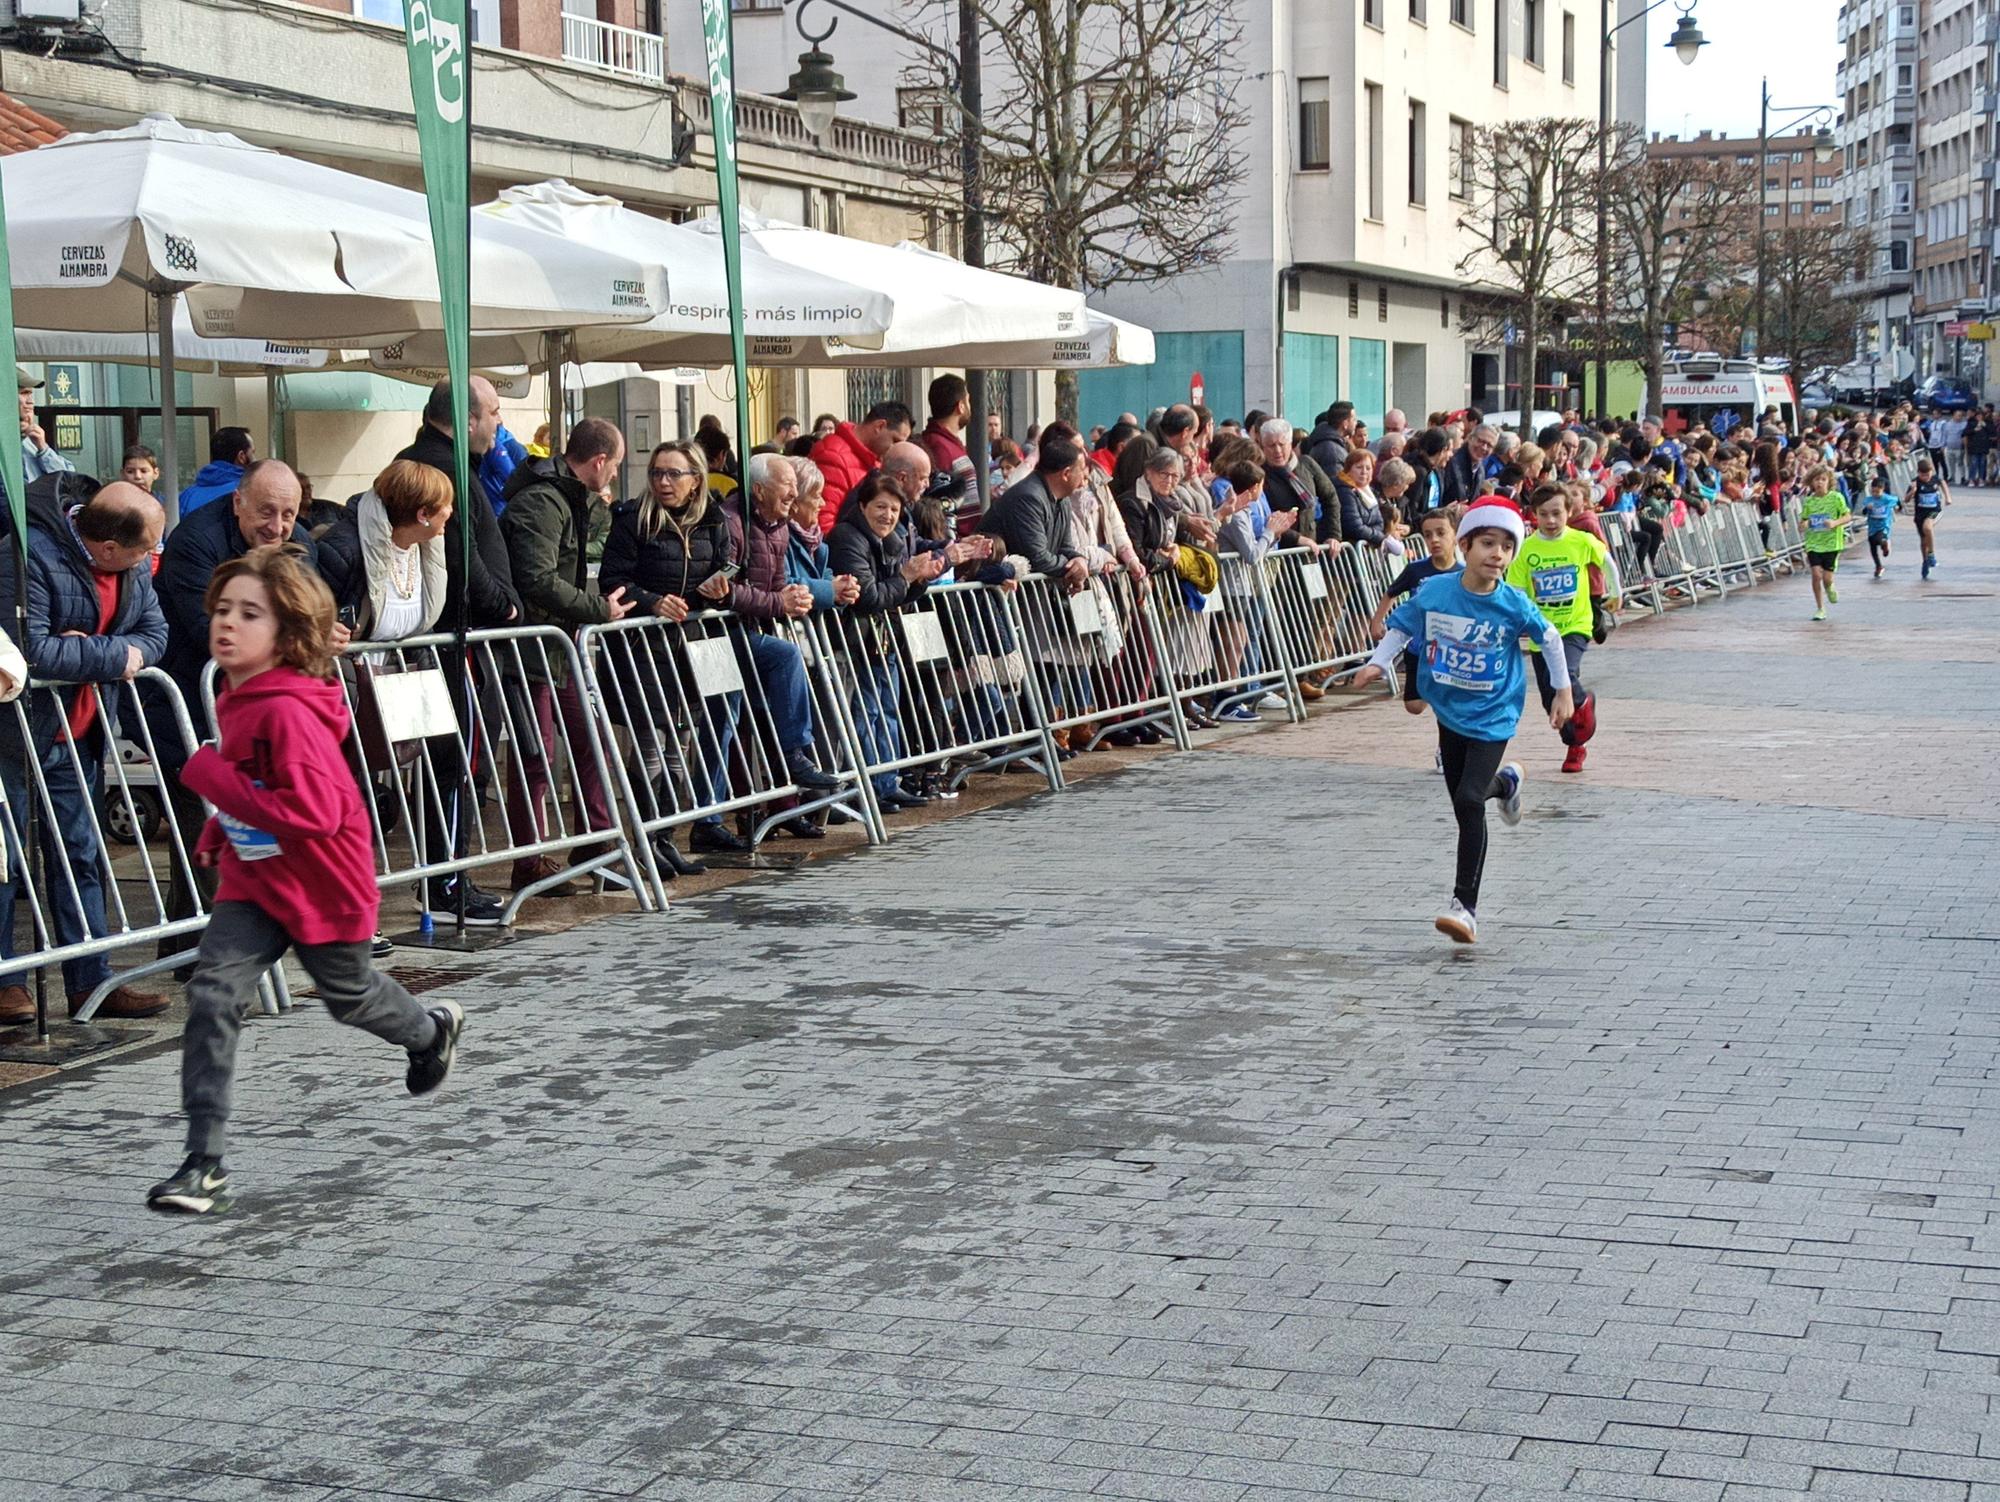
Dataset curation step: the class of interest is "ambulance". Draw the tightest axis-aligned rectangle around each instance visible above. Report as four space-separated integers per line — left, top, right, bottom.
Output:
1646 355 1800 440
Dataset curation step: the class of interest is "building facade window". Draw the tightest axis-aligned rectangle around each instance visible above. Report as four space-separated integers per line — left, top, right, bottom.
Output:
1299 77 1331 170
1562 10 1575 84
1452 0 1473 26
1449 116 1473 200
1494 0 1510 86
1365 82 1386 219
1524 0 1543 66
1408 99 1428 204
1365 0 1383 25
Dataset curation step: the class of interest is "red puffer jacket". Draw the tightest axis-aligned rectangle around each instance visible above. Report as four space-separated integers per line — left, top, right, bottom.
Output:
809 422 879 532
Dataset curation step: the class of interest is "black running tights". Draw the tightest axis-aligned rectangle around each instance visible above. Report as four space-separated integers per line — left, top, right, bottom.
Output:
1437 725 1511 913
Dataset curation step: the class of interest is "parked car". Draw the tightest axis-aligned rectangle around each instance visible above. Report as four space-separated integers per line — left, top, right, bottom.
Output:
1916 376 1978 412
1477 409 1566 437
100 737 163 846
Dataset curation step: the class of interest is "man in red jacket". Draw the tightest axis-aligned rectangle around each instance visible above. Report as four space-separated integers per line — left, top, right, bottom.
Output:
810 400 913 531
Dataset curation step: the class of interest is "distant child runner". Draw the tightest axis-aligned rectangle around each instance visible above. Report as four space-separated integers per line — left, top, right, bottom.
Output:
1354 503 1574 945
148 545 464 1215
1508 484 1618 773
1907 457 1951 579
1799 464 1851 621
1859 473 1896 578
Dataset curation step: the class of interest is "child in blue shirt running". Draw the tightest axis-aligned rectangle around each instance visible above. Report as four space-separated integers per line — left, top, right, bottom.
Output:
1859 473 1896 578
1354 503 1573 945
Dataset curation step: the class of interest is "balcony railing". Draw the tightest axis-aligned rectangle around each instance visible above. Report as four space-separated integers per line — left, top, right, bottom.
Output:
561 13 665 84
675 80 947 176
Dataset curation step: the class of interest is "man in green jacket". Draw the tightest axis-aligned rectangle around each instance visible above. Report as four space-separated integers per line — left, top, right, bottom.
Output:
496 416 634 894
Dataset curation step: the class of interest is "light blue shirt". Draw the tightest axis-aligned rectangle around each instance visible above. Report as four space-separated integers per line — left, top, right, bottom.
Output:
1387 574 1553 743
22 434 71 478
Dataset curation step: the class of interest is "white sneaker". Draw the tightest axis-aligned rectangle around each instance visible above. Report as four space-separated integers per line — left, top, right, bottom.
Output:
1255 692 1288 711
1434 747 1444 776
1435 899 1478 944
1495 761 1524 827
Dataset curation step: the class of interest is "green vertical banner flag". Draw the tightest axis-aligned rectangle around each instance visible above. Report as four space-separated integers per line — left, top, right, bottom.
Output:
401 0 473 588
699 0 754 490
0 161 27 550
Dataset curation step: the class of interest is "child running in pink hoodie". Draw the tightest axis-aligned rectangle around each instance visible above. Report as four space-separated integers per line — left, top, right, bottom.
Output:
148 545 463 1215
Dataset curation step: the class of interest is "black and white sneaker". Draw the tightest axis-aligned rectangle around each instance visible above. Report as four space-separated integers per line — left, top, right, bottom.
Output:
416 881 507 927
147 1154 229 1215
371 931 395 959
406 1000 464 1096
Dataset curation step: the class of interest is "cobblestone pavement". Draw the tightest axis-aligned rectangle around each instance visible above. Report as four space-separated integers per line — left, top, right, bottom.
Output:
3 500 1999 1502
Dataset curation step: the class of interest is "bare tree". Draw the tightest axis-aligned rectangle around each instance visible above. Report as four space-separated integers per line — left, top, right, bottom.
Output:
1602 129 1758 419
1454 117 1608 433
908 0 1247 419
1686 225 1869 381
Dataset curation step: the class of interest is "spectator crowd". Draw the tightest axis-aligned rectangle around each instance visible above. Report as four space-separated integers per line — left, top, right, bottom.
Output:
0 359 1976 1025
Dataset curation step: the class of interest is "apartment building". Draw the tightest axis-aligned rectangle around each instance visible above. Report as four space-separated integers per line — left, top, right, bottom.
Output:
1647 128 1842 250
0 0 946 496
1907 0 1995 385
678 0 1646 428
1834 0 1925 390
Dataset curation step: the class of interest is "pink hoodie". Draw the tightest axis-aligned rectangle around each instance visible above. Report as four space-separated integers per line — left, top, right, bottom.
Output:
183 665 379 945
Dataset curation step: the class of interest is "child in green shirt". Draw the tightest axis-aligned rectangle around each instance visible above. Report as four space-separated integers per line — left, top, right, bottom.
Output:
1507 485 1619 773
1798 464 1851 622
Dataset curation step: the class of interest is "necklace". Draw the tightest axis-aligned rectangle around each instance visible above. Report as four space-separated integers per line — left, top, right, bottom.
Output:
387 541 420 598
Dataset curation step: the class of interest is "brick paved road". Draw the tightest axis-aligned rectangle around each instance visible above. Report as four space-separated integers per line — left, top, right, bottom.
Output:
3 501 1999 1502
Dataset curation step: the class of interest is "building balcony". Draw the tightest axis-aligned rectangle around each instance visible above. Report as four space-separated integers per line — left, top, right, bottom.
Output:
560 12 665 84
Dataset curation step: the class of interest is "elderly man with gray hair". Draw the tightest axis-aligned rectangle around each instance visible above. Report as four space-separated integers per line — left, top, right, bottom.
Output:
1257 417 1346 550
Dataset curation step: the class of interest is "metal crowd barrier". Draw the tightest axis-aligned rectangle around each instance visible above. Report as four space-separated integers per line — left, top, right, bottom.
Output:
1597 513 1662 616
1145 551 1302 724
578 608 878 907
1008 569 1187 754
205 624 651 925
1 667 290 1025
809 579 1064 799
1260 543 1386 689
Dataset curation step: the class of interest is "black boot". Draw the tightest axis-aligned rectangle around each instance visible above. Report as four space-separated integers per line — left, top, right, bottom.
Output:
653 838 708 877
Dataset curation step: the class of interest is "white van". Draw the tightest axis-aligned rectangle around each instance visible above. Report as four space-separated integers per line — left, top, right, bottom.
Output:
1646 357 1800 439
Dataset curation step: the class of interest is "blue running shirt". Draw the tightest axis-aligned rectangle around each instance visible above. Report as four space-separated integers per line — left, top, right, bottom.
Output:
1387 574 1555 743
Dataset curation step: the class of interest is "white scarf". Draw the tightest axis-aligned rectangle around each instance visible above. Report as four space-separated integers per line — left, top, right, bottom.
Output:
358 489 448 638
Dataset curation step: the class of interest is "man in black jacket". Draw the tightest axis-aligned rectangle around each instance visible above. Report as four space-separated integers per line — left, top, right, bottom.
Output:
156 460 331 732
495 418 631 894
395 377 520 926
398 376 521 630
980 436 1090 589
1258 418 1347 549
1305 402 1355 478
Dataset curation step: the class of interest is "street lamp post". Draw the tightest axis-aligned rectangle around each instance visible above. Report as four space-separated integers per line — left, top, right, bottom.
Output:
781 0 993 508
1595 1 1706 421
1752 83 1837 367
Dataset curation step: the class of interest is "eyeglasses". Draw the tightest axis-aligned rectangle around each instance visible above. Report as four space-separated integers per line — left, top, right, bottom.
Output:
649 467 697 481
